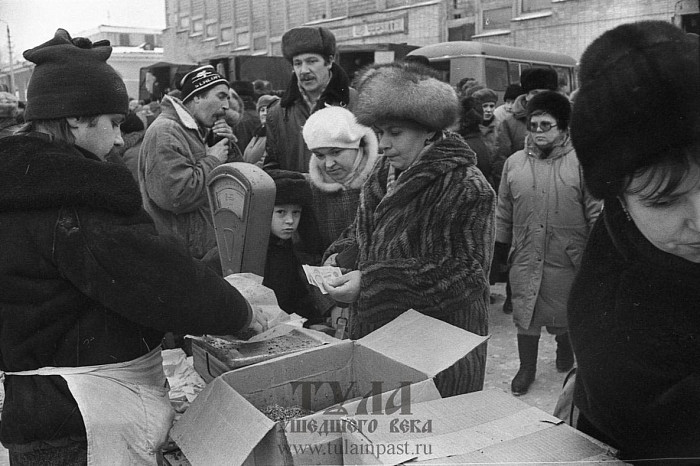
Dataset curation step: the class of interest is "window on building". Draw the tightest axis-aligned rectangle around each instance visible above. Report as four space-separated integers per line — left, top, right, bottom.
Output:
483 7 511 31
521 0 551 14
205 22 217 39
221 26 233 43
192 17 203 34
179 15 190 30
253 36 267 51
119 33 131 46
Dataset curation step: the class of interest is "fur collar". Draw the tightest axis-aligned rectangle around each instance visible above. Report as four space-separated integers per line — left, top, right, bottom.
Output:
308 126 379 193
160 95 200 132
0 134 142 215
281 62 352 111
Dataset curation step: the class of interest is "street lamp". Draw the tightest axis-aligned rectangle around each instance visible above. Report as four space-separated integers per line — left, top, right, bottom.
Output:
0 19 16 96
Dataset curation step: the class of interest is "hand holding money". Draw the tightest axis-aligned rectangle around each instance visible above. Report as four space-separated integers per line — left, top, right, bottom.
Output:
302 265 342 294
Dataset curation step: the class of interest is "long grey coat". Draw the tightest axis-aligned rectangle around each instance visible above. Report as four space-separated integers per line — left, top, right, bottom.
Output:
496 134 601 330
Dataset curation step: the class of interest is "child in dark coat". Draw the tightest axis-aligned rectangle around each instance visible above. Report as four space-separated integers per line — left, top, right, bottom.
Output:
263 170 324 325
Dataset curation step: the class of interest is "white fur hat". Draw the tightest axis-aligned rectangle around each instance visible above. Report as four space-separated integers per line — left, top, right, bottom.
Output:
353 62 458 131
303 106 366 150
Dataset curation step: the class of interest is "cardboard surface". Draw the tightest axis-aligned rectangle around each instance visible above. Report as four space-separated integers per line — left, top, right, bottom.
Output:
342 389 626 465
171 310 488 465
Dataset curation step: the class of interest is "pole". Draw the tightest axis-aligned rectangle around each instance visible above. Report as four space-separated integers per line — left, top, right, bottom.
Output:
6 24 15 96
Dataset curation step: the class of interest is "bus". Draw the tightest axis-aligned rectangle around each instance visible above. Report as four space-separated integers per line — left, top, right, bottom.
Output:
407 41 577 100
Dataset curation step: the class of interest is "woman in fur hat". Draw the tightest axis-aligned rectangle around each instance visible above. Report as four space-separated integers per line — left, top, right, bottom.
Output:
495 91 601 397
568 21 700 461
302 105 379 250
322 62 496 396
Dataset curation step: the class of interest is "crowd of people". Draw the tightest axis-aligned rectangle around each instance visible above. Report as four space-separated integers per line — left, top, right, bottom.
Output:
0 19 697 465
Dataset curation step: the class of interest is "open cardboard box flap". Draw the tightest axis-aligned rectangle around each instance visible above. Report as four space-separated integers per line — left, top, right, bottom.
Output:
171 310 488 465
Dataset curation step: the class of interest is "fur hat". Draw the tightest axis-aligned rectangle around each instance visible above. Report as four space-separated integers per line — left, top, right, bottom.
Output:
459 96 483 134
571 21 700 199
178 65 229 103
471 88 498 105
303 106 368 150
504 84 524 101
527 91 571 131
267 169 313 207
22 29 128 120
520 68 558 93
256 94 280 113
282 27 336 62
353 62 458 131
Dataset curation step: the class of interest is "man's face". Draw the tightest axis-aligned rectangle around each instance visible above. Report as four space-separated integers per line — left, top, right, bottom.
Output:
70 114 124 160
293 53 332 95
191 84 230 128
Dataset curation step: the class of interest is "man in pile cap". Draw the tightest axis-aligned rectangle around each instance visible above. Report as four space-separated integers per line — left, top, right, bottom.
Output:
0 29 256 464
139 64 240 261
264 26 356 173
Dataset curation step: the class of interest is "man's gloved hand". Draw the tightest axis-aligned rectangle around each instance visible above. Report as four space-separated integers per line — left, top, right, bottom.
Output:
493 241 511 269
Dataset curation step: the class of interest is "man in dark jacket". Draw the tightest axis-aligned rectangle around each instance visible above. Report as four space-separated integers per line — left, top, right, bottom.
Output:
0 29 255 465
264 26 356 173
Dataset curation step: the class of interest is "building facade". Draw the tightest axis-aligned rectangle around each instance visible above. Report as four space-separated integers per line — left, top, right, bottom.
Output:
162 0 697 76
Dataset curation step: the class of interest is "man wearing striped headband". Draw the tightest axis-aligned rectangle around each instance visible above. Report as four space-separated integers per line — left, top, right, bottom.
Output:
139 65 241 260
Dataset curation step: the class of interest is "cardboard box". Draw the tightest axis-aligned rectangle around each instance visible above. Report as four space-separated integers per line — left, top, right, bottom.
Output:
170 310 488 465
342 389 626 465
191 325 337 383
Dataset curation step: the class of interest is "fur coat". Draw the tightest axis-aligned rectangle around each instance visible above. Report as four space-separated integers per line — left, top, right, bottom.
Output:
0 133 250 448
570 198 700 461
326 132 496 396
308 130 378 250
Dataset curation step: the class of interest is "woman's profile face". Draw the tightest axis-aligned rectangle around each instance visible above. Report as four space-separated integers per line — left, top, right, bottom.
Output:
623 160 700 263
374 121 433 171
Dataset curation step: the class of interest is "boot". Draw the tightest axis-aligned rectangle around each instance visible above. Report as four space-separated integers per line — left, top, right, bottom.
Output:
555 332 575 373
511 334 539 396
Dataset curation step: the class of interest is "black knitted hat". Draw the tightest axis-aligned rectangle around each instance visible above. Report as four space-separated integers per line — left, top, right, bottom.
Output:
527 91 571 131
571 21 700 199
520 68 558 93
23 29 128 120
178 65 229 103
268 169 313 207
504 84 524 101
282 27 336 62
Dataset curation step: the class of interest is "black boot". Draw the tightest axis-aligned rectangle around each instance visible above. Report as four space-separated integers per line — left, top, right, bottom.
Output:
555 332 575 372
511 334 539 396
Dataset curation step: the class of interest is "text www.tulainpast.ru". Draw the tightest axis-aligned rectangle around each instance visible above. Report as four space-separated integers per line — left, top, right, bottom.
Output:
282 438 433 459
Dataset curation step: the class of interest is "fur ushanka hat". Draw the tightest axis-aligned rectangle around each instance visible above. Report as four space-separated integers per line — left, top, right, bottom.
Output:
267 169 313 207
353 62 458 131
571 21 700 200
527 91 571 131
282 27 336 62
520 68 558 93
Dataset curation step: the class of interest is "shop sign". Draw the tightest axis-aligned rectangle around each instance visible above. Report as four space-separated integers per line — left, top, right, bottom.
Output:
352 16 407 38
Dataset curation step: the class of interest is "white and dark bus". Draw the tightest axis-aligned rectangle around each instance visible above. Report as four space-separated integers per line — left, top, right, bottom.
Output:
407 41 578 100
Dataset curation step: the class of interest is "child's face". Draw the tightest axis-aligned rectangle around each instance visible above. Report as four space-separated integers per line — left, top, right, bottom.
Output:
271 204 302 240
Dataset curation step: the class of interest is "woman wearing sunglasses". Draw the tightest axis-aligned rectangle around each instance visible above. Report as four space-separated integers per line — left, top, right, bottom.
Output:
495 90 601 396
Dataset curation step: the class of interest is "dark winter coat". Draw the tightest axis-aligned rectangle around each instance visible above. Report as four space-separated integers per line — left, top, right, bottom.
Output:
263 236 321 323
0 133 251 448
326 133 495 396
264 63 357 173
569 198 700 462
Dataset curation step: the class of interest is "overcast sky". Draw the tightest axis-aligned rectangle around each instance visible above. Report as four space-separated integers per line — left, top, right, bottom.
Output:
0 0 166 60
